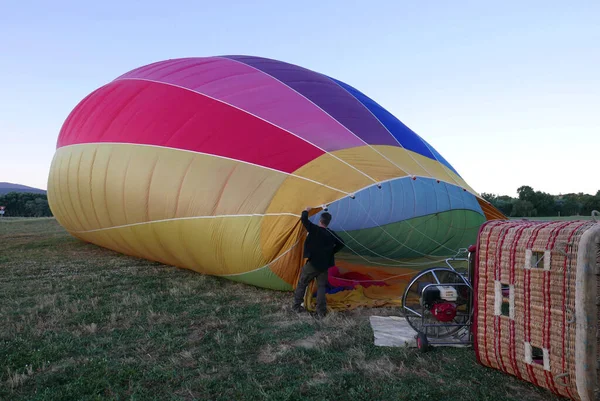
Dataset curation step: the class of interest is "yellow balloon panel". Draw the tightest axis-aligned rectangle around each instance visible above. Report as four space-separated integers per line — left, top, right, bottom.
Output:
48 144 289 232
290 152 376 193
72 216 270 276
374 146 476 194
330 146 407 182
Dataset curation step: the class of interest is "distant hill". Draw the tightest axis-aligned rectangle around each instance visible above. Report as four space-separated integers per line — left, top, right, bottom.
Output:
0 182 47 195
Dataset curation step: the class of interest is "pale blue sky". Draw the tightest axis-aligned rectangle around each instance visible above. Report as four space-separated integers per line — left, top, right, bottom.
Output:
1 1 598 196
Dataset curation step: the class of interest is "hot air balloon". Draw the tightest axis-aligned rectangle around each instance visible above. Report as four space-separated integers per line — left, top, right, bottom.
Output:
47 56 504 309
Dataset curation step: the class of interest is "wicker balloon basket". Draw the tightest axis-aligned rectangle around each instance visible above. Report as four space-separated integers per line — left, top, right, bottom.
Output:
473 219 600 401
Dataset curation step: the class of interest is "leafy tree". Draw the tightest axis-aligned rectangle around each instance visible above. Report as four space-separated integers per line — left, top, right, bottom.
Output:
481 193 496 203
535 191 555 216
0 192 53 217
556 194 582 216
495 198 513 216
517 186 535 202
582 192 600 215
511 199 536 217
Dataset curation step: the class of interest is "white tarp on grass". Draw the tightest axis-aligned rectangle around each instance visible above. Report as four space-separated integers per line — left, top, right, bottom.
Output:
369 316 470 348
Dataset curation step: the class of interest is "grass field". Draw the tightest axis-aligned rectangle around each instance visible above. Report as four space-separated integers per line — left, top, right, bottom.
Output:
1 218 568 401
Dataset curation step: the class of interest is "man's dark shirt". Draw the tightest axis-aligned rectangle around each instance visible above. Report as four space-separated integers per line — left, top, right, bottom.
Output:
301 211 345 271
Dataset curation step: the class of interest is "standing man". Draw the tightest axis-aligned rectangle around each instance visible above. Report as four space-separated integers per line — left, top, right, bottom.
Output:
292 207 345 317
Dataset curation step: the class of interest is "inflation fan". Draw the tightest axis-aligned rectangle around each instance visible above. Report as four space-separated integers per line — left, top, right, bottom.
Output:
402 247 476 352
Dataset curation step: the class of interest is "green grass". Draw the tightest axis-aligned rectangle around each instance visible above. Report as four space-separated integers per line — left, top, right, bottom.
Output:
1 219 565 401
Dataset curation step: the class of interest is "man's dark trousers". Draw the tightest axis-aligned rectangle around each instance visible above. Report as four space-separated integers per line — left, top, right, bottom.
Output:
293 261 328 315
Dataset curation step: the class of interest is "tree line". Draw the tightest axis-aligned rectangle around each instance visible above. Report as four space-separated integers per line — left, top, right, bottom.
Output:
482 186 600 218
0 192 53 217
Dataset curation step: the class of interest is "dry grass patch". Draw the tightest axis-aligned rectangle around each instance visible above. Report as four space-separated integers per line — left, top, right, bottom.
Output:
169 350 197 368
307 370 330 386
5 365 34 390
257 343 292 363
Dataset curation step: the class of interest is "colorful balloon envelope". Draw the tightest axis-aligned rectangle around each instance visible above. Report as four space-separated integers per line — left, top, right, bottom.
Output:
47 56 504 300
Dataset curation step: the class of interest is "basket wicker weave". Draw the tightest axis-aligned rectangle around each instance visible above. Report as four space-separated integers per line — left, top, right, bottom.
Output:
473 220 600 400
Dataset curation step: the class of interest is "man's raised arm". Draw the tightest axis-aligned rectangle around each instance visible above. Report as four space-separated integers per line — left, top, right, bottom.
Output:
301 207 316 233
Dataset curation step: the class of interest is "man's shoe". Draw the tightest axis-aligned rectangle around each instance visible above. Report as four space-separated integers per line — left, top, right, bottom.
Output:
292 305 306 313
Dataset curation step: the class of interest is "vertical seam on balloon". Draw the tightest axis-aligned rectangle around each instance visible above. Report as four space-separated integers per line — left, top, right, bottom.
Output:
114 76 379 184
65 150 86 231
102 151 114 228
73 149 91 229
88 147 102 228
58 142 351 196
74 151 86 226
61 150 74 227
212 165 237 215
146 156 159 222
219 56 410 181
121 156 131 226
174 158 195 217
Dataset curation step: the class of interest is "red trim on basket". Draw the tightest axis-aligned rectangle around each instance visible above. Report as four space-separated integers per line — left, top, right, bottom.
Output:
473 220 497 366
482 221 500 367
495 226 510 373
523 222 551 387
543 221 571 395
508 222 530 379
